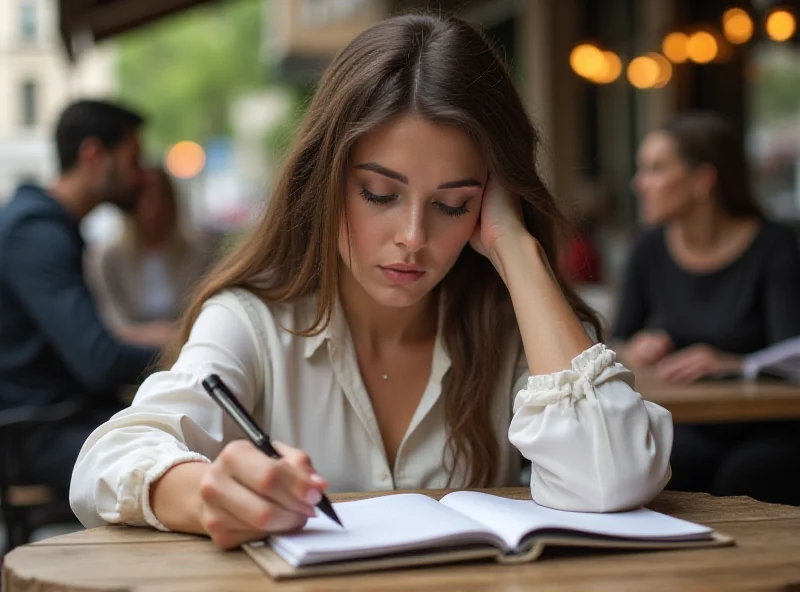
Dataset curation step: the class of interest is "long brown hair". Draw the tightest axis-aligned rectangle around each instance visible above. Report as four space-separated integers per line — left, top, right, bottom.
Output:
163 13 601 487
659 112 762 218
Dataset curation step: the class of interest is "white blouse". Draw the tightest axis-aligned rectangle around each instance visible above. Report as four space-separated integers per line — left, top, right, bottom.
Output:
69 288 673 530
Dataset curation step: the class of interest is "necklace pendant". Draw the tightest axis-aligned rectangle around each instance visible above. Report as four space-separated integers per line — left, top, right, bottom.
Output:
381 374 389 381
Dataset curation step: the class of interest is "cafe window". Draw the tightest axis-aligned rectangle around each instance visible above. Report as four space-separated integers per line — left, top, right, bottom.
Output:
747 43 800 223
20 1 38 41
21 80 38 127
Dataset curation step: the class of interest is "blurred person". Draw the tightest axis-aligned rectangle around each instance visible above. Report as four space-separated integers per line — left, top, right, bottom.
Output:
613 111 800 504
87 167 214 345
0 100 159 496
560 180 610 284
71 14 672 548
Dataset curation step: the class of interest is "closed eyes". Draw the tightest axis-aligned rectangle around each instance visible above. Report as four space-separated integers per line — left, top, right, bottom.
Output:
359 186 470 218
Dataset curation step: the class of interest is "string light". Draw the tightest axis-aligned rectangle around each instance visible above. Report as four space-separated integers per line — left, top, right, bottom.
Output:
662 32 690 63
648 53 673 88
627 55 660 89
687 31 718 63
722 8 754 44
593 51 623 83
766 9 796 42
569 44 605 80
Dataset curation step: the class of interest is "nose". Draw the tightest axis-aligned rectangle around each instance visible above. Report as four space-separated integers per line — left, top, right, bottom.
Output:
395 201 428 253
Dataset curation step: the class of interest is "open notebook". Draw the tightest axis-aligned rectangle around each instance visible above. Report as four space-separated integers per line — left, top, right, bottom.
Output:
244 492 733 579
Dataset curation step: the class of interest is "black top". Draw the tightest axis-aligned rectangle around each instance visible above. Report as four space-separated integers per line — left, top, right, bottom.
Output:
0 185 157 411
612 222 800 354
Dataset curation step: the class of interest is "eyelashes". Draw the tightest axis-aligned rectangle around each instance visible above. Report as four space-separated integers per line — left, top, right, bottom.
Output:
359 186 470 218
359 186 396 205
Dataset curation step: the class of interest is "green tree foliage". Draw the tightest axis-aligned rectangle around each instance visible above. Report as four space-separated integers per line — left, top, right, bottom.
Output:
751 48 800 124
117 0 268 155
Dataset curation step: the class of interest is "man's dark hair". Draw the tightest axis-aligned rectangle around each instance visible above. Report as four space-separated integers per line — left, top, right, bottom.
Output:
55 100 145 173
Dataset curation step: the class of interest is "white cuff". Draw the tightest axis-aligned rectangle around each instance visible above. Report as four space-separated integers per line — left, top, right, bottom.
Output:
113 442 210 531
513 343 617 413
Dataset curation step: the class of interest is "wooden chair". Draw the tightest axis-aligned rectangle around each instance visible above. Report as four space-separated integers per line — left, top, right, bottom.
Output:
0 400 84 553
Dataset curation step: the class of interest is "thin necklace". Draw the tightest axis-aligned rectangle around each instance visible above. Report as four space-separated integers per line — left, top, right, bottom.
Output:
381 374 389 381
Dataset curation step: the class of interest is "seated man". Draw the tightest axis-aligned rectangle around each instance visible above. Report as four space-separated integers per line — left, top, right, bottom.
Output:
0 100 160 495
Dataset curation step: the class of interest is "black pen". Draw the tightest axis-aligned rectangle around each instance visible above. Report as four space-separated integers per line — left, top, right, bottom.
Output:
201 373 343 527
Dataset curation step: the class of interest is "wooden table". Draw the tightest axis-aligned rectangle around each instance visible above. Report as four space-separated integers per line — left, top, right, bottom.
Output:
4 488 800 591
636 375 800 423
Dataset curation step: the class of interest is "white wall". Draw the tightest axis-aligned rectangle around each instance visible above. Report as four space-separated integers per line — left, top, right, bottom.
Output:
0 0 116 201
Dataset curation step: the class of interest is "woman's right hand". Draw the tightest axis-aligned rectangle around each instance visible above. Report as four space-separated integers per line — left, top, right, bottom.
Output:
623 330 674 368
197 439 328 549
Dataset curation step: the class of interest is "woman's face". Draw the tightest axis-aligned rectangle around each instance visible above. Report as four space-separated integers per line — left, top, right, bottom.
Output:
136 170 175 242
632 131 705 225
338 114 487 309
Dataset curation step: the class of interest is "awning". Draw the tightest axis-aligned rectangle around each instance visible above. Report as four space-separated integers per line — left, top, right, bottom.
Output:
59 0 218 58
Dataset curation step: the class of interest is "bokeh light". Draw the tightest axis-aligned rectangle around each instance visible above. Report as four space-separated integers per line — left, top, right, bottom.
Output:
570 44 606 79
687 31 718 63
662 32 689 63
165 141 206 179
593 51 623 84
648 53 673 88
722 8 754 44
766 9 796 42
627 55 660 89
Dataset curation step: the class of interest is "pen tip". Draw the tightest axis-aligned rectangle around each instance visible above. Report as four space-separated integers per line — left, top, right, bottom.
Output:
318 496 344 527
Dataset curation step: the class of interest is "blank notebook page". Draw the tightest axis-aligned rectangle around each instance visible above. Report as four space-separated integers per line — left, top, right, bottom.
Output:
439 491 714 551
270 493 504 566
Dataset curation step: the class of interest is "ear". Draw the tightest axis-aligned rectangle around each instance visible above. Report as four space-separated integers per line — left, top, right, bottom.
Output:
691 163 717 199
76 137 106 169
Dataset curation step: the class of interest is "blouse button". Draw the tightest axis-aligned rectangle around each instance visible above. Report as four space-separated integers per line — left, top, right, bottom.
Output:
380 470 390 482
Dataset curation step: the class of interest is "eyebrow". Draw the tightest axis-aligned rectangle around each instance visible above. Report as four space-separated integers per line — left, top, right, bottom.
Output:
354 162 483 190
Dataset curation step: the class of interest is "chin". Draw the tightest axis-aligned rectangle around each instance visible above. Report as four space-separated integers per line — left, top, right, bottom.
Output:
640 207 666 226
367 284 432 309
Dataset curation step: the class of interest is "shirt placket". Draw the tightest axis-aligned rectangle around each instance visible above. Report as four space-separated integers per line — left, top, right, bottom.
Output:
327 337 395 490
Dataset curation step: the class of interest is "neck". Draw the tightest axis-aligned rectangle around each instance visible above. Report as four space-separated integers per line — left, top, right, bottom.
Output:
48 174 96 222
670 204 735 253
338 267 438 352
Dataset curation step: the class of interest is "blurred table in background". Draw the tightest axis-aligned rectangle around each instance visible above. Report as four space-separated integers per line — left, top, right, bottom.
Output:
637 375 800 423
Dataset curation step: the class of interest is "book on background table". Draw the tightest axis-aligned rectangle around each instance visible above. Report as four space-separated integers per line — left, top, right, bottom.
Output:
244 491 734 580
743 336 800 383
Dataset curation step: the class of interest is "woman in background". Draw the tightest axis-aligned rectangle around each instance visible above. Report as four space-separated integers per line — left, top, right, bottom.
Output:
89 167 214 347
613 111 800 505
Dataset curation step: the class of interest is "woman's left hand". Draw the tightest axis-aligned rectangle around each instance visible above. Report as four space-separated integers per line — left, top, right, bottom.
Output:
656 344 743 384
470 176 527 260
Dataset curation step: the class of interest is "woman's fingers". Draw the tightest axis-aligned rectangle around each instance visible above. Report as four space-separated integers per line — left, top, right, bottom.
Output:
274 441 330 490
198 439 332 551
201 502 287 550
217 441 319 518
658 353 707 384
201 466 311 530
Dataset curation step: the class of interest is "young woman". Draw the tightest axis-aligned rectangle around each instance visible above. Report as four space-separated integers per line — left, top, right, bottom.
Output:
613 112 800 504
88 168 213 339
70 14 672 549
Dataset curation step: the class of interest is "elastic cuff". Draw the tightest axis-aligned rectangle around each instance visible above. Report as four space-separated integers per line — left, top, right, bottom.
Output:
513 344 617 412
116 444 210 531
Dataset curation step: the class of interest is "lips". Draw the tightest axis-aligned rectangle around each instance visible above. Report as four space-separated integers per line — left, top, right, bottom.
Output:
379 264 425 285
382 264 424 273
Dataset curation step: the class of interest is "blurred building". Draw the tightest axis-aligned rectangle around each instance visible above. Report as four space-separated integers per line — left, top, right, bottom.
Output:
51 0 800 238
268 0 800 228
0 0 115 201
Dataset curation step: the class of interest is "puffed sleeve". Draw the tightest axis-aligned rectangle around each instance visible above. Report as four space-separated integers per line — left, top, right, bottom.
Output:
69 291 266 530
508 343 673 512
